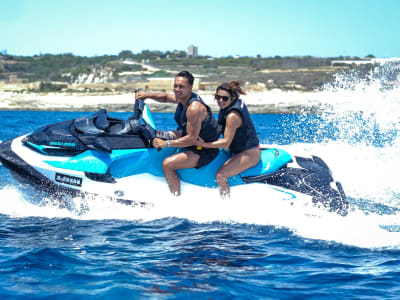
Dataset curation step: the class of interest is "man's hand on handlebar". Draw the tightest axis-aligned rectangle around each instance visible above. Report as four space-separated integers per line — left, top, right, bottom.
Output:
135 91 146 102
153 138 168 149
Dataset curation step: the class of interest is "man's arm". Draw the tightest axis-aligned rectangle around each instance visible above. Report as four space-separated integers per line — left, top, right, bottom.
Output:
153 102 206 149
174 101 206 146
135 92 177 104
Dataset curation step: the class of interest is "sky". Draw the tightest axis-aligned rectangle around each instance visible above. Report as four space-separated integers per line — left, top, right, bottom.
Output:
1 0 399 58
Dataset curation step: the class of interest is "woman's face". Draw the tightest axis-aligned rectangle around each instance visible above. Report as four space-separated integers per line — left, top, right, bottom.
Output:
215 89 234 109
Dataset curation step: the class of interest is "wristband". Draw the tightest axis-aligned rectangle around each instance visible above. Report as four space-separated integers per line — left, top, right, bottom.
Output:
166 140 171 147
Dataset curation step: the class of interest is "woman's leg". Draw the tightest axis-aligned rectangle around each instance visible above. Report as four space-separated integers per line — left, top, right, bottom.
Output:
216 147 261 198
162 151 199 196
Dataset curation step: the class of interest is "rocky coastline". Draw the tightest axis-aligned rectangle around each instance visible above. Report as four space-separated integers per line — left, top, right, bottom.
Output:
0 91 329 114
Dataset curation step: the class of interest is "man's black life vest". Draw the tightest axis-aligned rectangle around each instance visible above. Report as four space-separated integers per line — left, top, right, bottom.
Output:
174 93 219 143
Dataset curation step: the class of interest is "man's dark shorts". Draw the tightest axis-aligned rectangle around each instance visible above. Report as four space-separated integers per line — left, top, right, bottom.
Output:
183 146 219 169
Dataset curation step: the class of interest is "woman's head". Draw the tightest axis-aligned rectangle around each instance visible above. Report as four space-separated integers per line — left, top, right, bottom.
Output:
215 81 246 109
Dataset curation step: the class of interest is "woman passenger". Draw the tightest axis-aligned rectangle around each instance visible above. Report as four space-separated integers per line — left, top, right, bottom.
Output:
195 81 261 198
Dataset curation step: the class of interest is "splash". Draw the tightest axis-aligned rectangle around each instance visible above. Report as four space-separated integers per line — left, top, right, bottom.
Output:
0 186 76 219
1 178 400 250
274 61 400 208
319 62 400 144
315 62 400 207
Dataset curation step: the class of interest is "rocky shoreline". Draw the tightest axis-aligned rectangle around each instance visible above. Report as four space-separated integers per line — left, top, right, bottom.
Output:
0 91 330 114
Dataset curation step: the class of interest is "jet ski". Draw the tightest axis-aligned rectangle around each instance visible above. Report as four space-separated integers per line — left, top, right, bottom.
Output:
0 98 348 215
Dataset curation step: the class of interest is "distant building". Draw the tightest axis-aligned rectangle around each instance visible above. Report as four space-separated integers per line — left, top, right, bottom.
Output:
187 45 198 57
9 74 23 83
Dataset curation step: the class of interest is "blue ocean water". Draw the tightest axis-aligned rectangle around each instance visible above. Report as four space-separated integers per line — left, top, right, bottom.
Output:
1 66 400 298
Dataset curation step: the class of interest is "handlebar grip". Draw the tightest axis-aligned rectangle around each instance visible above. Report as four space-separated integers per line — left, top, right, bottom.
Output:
133 99 145 120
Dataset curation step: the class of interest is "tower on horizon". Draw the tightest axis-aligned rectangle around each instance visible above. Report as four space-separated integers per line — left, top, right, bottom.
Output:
187 45 198 57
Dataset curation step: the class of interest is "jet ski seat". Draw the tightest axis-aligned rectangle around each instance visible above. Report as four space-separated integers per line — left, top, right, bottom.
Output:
73 109 110 135
108 119 140 135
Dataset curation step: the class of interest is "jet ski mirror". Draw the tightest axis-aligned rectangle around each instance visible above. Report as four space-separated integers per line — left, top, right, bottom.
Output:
132 98 157 130
142 104 156 130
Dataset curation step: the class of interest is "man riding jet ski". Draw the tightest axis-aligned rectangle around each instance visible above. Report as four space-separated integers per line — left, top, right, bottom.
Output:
0 98 348 216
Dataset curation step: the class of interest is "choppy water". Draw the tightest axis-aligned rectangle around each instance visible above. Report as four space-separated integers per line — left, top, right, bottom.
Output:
1 63 400 298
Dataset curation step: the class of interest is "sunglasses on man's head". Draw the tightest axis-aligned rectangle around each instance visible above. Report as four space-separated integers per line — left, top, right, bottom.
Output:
215 95 231 102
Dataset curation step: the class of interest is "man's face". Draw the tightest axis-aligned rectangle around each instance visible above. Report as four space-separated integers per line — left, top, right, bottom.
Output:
174 76 192 102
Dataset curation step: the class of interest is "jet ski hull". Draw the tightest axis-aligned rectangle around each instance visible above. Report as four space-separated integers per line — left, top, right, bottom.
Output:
0 135 347 215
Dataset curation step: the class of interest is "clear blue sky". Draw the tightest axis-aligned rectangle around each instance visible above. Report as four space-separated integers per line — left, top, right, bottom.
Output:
1 0 399 58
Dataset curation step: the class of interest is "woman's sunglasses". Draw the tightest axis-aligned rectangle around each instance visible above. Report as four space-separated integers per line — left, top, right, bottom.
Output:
215 95 231 102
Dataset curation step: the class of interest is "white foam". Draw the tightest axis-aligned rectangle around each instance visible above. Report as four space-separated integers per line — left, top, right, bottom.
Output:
279 141 400 206
1 175 400 249
0 186 76 219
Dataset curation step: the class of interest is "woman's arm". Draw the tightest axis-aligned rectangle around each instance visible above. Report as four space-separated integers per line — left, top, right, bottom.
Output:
197 110 242 149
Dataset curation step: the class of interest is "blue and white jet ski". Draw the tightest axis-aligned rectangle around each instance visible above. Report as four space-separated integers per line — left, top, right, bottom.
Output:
0 98 348 215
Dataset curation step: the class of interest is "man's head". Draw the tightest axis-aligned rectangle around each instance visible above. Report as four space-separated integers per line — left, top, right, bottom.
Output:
176 71 194 86
174 71 194 103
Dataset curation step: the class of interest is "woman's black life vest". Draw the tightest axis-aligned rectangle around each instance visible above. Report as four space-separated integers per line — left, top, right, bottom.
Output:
174 93 219 143
218 99 260 154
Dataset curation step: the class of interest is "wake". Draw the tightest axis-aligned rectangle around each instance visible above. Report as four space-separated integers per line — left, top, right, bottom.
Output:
1 177 400 250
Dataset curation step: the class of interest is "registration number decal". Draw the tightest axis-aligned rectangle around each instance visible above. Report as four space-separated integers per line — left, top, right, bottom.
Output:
55 173 82 187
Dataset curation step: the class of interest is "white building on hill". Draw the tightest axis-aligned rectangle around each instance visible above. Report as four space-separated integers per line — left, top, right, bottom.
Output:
188 45 198 57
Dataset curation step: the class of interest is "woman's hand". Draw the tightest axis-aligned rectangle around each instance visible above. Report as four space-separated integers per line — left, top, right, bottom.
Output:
195 137 205 147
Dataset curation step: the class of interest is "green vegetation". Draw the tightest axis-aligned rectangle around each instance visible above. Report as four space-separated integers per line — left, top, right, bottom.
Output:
0 50 376 91
1 53 117 82
149 70 174 77
39 81 64 92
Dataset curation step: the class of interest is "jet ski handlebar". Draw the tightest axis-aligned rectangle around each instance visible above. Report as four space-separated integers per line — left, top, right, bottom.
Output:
133 98 145 120
132 88 145 120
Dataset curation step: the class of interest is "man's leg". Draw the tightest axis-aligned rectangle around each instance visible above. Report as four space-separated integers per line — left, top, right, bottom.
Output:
162 151 199 195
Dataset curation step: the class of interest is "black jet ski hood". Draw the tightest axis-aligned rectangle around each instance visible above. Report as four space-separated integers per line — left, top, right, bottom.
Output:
22 109 153 156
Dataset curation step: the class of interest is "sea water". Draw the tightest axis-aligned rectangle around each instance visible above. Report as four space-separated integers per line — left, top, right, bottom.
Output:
0 63 400 298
